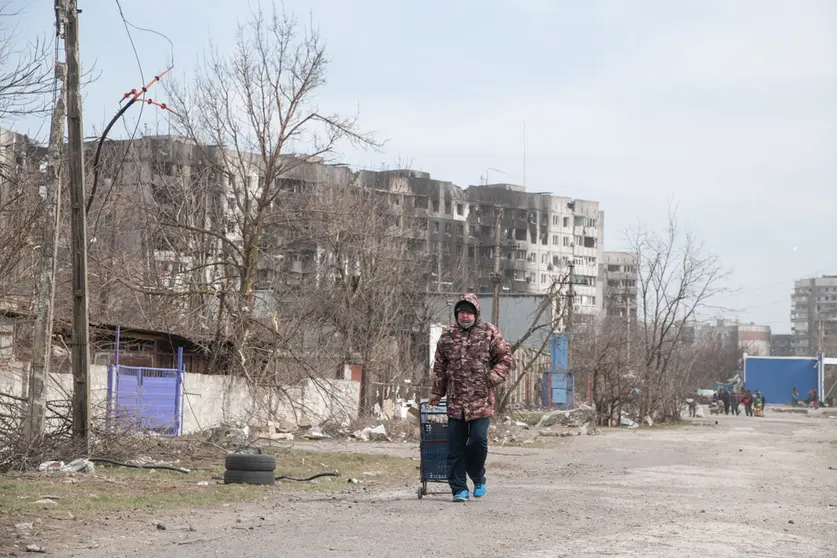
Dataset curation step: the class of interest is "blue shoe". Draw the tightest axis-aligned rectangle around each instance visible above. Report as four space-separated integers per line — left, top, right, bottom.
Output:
473 483 486 498
452 490 469 502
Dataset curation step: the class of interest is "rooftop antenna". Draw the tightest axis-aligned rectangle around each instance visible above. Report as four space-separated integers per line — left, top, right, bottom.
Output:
523 120 527 189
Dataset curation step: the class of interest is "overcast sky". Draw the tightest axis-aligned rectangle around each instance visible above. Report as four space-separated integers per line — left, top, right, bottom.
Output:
10 0 837 333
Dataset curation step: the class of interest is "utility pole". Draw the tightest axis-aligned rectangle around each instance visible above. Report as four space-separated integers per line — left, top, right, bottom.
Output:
25 3 67 444
566 259 575 407
65 0 91 452
491 207 504 324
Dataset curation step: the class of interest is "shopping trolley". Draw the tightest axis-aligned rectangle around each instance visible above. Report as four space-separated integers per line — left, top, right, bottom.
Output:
417 400 448 499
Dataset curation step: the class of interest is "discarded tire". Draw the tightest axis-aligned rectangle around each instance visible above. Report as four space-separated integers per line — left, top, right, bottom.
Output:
225 453 276 472
223 470 275 486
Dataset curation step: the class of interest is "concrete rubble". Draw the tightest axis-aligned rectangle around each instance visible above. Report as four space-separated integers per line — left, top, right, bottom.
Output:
250 420 297 441
352 424 390 442
534 404 597 428
304 427 331 440
37 458 95 474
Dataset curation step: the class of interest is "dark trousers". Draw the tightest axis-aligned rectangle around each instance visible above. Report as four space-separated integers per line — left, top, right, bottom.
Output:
744 403 753 416
447 416 490 495
723 401 730 414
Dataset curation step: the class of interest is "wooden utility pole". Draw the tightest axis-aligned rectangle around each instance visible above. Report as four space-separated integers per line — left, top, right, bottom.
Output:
491 208 504 324
25 5 67 444
65 0 91 451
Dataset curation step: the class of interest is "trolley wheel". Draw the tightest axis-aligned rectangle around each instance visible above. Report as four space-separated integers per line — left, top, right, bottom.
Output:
417 486 423 499
422 482 427 496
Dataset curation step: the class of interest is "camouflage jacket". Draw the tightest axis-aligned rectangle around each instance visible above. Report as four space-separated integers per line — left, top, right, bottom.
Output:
431 294 513 421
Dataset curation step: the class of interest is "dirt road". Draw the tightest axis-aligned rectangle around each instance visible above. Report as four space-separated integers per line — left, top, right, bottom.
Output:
43 412 837 557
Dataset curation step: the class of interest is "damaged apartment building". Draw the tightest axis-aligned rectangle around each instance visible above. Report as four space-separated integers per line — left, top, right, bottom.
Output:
363 169 605 318
85 135 610 322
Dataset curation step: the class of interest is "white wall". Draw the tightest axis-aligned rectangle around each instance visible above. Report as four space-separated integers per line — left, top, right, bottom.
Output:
0 362 110 407
0 362 360 434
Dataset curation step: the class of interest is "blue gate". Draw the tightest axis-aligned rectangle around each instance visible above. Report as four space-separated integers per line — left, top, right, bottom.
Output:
542 333 573 408
107 343 184 436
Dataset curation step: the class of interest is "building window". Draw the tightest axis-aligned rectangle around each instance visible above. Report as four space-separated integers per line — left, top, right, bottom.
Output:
574 216 585 226
541 254 547 264
552 215 559 226
541 274 547 284
516 250 526 260
456 203 464 216
432 199 440 212
588 218 597 227
552 235 559 245
563 236 570 247
444 223 452 234
469 225 477 237
433 221 440 233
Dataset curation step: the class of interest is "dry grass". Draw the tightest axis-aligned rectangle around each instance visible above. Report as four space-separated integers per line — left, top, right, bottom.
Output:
0 446 417 529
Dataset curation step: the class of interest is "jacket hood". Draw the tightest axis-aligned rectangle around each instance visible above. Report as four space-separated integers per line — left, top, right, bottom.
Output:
454 293 481 321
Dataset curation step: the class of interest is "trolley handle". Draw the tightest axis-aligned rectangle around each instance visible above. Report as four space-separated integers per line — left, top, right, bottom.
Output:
419 399 447 411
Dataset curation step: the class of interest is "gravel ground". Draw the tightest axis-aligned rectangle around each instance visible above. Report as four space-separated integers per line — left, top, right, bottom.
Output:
41 411 837 557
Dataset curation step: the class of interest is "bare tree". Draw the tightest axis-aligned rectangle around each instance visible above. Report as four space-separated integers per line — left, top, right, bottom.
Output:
149 5 376 376
24 63 65 444
0 2 53 119
629 212 727 421
494 274 571 414
0 130 41 304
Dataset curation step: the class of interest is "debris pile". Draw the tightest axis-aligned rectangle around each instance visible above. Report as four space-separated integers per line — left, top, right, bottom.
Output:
37 458 95 474
352 424 390 442
534 404 597 429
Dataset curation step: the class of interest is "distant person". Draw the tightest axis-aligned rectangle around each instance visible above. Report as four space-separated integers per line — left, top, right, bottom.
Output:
721 389 731 415
790 387 800 407
730 390 741 416
687 396 698 418
741 389 754 417
753 389 766 410
811 389 819 410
